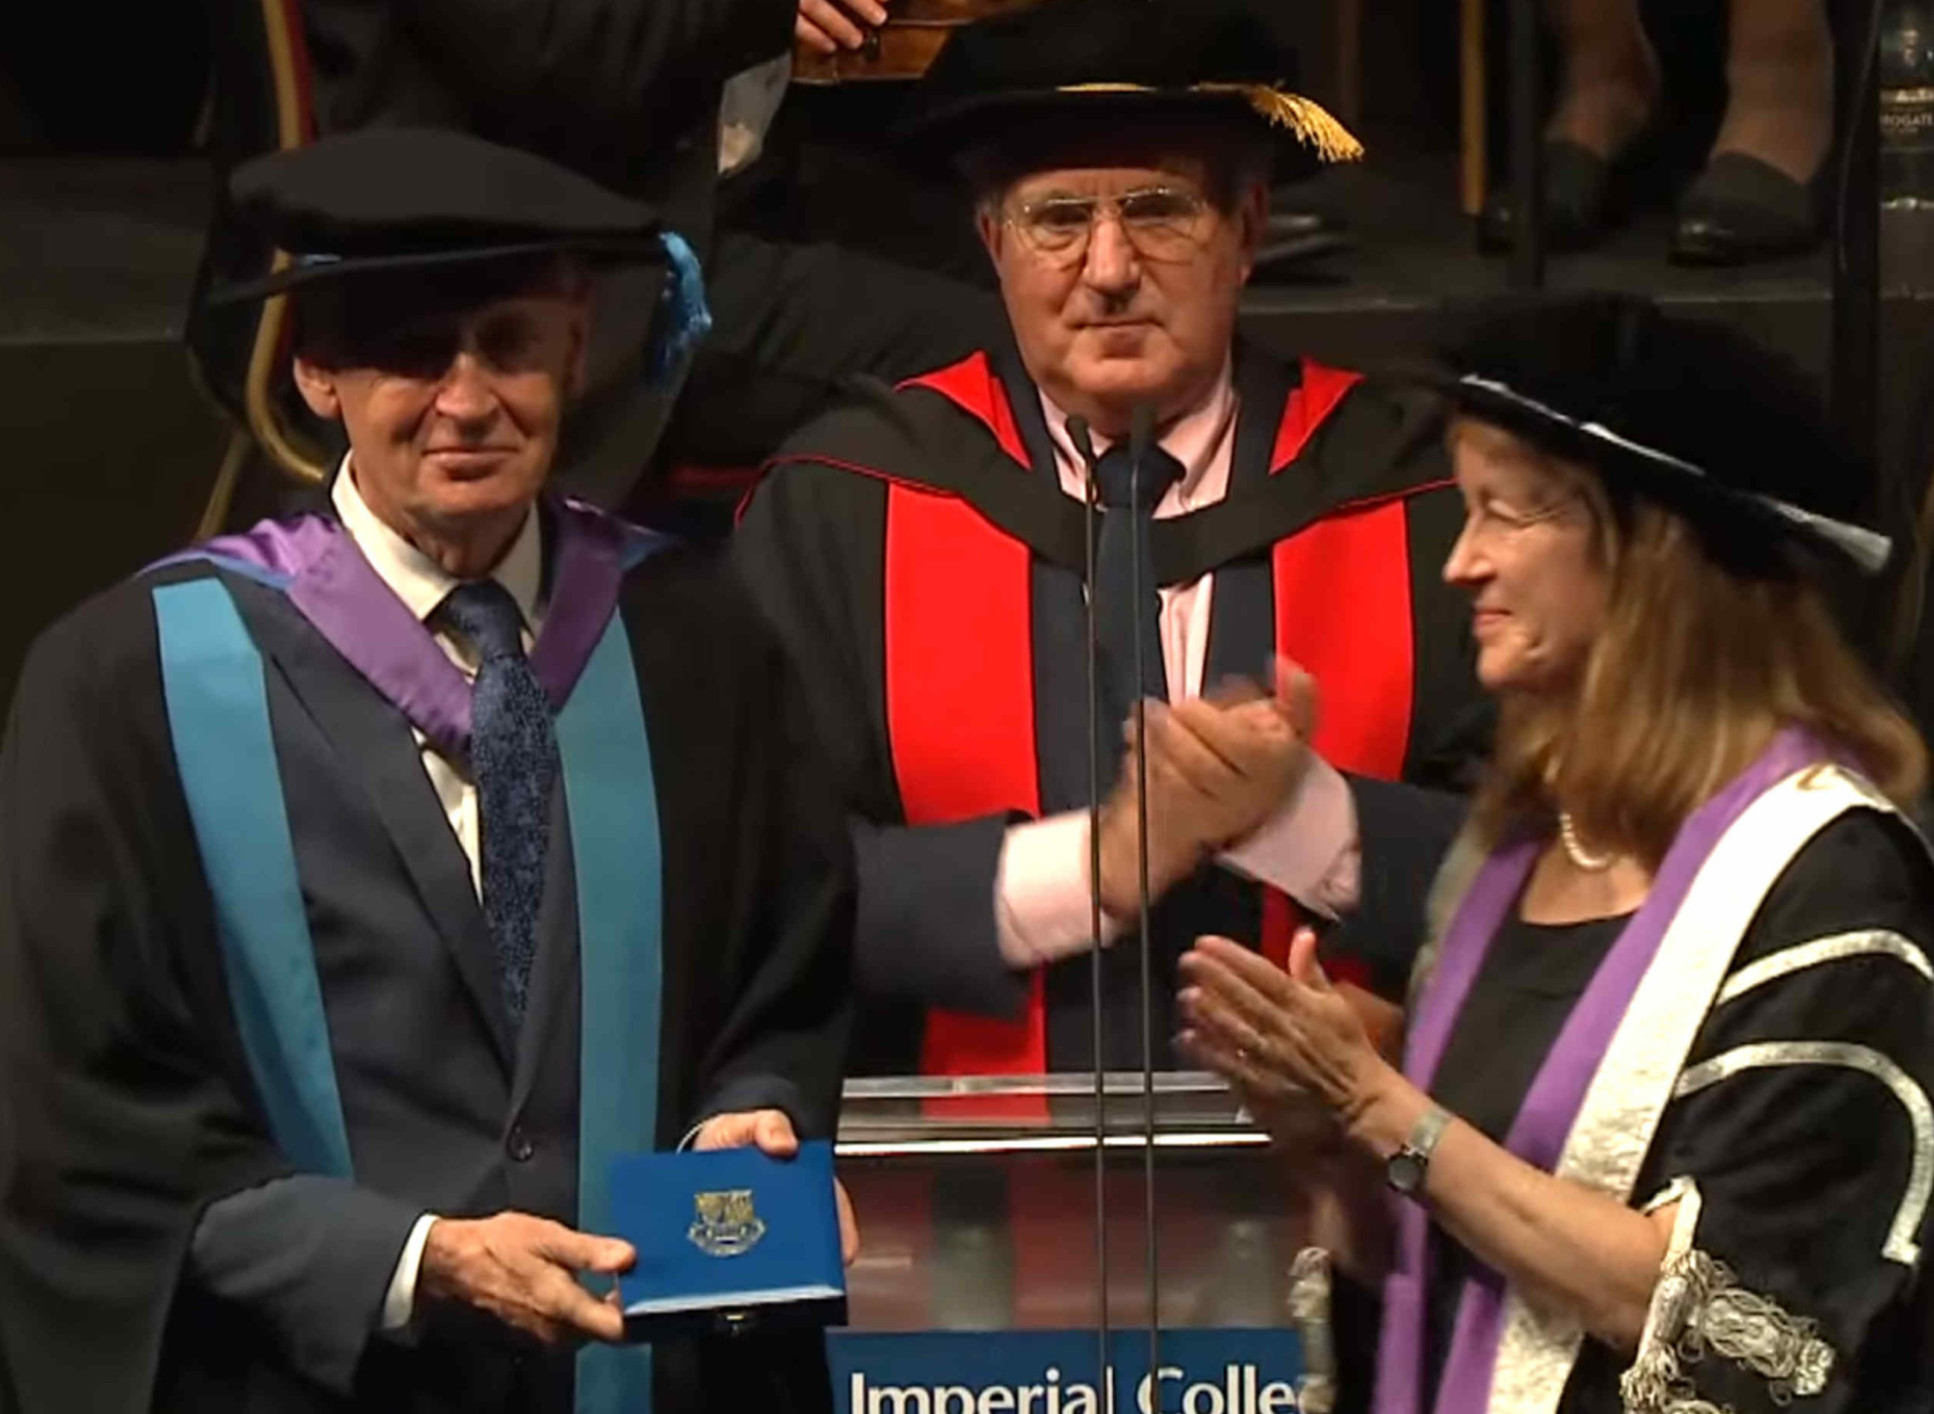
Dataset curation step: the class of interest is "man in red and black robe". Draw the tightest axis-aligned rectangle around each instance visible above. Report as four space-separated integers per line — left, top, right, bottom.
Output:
733 0 1489 1077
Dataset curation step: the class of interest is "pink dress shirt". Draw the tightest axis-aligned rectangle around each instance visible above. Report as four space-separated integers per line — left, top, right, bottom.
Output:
992 365 1359 967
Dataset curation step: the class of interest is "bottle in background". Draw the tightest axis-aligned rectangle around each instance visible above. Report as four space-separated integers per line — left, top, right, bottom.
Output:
1881 1 1934 283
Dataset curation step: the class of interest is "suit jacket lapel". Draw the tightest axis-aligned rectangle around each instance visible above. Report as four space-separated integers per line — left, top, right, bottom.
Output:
242 588 517 1072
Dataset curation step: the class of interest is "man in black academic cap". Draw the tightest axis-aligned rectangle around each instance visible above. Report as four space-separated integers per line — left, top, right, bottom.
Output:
0 129 852 1414
189 0 1005 513
733 0 1489 1081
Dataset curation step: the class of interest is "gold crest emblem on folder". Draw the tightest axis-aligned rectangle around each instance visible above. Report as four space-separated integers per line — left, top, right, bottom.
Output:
687 1188 767 1257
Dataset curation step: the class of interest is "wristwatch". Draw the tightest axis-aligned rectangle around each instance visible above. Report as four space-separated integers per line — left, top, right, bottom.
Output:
1385 1103 1452 1197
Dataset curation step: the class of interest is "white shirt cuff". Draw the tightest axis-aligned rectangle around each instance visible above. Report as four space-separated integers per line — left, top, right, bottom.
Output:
994 812 1125 968
381 1212 440 1332
1216 754 1361 917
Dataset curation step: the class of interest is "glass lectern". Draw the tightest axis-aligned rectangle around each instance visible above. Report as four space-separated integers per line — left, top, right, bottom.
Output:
828 1073 1335 1414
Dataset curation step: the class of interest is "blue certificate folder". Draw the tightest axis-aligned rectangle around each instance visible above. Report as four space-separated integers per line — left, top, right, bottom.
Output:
610 1139 846 1335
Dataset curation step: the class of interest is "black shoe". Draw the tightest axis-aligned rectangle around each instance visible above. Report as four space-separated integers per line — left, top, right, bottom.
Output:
1477 140 1618 255
1668 152 1821 265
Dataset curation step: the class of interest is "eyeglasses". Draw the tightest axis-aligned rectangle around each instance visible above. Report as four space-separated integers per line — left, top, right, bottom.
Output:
332 305 566 380
1003 186 1217 268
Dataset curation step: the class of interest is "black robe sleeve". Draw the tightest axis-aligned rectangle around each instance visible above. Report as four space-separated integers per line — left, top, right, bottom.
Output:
624 554 857 1142
1599 811 1934 1414
683 622 857 1140
0 589 301 1414
733 455 1025 1024
1328 776 1467 998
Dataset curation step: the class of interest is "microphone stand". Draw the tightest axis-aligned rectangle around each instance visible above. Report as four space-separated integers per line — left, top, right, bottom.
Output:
1066 414 1111 1407
1127 403 1161 1411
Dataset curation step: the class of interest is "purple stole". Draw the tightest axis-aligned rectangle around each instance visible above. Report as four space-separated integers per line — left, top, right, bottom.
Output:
167 497 667 754
1374 728 1827 1414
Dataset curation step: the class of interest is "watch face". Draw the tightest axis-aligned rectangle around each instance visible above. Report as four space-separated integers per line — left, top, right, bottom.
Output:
1387 1151 1425 1194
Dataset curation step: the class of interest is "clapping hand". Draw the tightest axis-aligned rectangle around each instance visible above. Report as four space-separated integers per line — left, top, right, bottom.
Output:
1176 930 1395 1139
1095 662 1316 917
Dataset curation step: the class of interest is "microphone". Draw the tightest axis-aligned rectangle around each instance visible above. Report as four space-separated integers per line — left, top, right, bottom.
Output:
1064 410 1111 1378
1128 404 1156 509
1125 402 1161 1400
1066 415 1100 501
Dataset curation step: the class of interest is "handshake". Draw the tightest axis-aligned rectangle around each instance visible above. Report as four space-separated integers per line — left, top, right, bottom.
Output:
1093 663 1317 919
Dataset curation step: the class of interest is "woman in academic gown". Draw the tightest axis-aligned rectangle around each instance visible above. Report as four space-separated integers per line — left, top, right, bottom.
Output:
1178 293 1934 1413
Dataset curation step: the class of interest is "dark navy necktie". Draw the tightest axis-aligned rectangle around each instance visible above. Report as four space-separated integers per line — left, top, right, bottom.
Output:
438 580 557 1035
1092 441 1184 782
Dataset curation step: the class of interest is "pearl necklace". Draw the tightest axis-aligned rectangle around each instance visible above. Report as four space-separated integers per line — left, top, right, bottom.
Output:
1558 812 1614 872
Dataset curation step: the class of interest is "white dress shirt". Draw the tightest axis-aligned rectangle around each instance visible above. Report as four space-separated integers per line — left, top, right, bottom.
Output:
331 462 545 892
991 367 1359 967
330 463 546 1332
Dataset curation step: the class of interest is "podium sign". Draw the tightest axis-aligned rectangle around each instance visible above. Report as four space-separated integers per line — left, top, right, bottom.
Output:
830 1329 1308 1414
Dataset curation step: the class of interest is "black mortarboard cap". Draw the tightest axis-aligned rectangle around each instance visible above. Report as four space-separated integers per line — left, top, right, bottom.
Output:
203 128 663 306
897 0 1362 182
1424 292 1888 574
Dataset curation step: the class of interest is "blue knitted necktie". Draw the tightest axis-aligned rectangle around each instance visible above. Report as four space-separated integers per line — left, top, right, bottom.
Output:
1093 442 1183 787
439 580 557 1035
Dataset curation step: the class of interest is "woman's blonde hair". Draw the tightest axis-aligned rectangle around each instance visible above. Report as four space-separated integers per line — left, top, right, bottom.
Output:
1473 459 1928 867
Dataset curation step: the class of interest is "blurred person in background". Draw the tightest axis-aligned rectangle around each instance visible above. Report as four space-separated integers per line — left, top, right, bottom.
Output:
1478 0 1833 263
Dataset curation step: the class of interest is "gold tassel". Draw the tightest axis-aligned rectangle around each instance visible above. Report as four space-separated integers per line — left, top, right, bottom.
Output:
1052 80 1365 164
1196 83 1365 163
